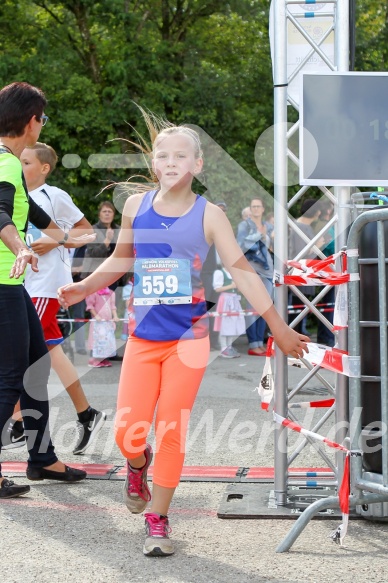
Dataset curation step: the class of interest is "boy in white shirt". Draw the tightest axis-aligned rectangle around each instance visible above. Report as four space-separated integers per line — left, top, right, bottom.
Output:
7 143 107 455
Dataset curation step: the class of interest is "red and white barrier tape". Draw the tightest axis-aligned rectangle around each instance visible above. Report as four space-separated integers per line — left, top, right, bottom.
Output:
273 411 348 452
289 398 335 409
300 343 360 378
57 303 335 321
274 270 358 287
273 411 361 545
256 343 359 413
255 337 274 411
274 250 359 287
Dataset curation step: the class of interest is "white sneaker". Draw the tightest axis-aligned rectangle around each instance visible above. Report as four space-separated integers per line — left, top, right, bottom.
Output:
123 444 153 513
143 512 174 556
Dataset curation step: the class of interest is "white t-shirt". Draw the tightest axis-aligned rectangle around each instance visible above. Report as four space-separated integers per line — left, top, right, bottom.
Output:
212 268 232 290
24 184 84 298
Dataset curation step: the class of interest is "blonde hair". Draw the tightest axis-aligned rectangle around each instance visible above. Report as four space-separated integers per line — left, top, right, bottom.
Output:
26 142 58 175
111 106 203 202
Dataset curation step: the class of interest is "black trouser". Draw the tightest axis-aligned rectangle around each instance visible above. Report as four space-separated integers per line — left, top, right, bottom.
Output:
0 285 57 475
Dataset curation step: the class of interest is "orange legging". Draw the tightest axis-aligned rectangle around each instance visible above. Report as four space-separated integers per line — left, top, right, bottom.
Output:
115 335 210 488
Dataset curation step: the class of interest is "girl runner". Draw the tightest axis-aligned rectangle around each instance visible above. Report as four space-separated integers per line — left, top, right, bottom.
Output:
58 113 309 557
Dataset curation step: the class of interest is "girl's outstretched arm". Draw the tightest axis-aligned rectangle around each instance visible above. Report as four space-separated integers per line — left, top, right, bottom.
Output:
204 204 309 358
58 195 142 309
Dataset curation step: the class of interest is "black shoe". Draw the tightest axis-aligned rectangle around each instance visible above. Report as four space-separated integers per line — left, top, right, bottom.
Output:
0 478 30 498
26 465 87 482
2 420 26 450
73 409 107 455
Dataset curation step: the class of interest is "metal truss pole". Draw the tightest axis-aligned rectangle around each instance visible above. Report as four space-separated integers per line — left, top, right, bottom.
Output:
273 0 289 506
334 0 350 482
273 0 349 507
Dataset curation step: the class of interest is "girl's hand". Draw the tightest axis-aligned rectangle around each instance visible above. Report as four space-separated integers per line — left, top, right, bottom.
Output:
274 327 310 358
9 248 39 279
57 282 86 309
113 315 120 323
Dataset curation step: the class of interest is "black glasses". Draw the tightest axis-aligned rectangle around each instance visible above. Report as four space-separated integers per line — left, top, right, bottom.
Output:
40 115 49 127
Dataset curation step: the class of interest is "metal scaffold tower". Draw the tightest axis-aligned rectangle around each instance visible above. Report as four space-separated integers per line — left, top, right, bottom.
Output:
272 0 350 506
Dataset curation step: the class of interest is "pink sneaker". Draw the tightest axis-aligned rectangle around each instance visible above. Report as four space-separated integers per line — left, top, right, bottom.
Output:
88 358 104 368
143 513 174 556
100 359 112 367
123 444 153 513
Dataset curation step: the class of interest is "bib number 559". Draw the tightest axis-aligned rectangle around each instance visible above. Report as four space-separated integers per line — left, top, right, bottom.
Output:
142 275 179 295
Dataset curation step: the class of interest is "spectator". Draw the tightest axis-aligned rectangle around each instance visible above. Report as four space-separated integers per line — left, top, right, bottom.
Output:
21 142 107 455
241 206 251 221
266 212 274 227
86 286 119 368
213 264 245 358
237 198 274 355
82 200 120 289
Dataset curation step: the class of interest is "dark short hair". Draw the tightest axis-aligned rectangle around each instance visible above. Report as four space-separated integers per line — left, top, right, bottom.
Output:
319 200 334 215
300 198 320 218
98 200 115 213
250 198 264 208
0 82 47 137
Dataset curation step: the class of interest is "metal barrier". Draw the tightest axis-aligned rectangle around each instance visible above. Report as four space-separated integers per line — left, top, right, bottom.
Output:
276 206 388 552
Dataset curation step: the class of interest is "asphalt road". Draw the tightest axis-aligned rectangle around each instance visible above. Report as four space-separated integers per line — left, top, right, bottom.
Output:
2 339 388 583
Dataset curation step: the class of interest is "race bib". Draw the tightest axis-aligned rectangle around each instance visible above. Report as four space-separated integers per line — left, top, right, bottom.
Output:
133 258 192 306
26 222 42 248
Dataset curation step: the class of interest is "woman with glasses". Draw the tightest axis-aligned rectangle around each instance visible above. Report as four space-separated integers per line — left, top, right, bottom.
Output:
0 81 95 499
236 198 274 355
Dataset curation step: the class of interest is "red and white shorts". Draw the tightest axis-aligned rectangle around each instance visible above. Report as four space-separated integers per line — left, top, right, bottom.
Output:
31 297 63 345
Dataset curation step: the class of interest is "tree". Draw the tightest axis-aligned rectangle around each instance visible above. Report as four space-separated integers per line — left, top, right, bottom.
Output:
0 1 284 225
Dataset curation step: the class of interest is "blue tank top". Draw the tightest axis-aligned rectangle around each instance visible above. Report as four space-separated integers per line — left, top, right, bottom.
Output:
131 190 210 341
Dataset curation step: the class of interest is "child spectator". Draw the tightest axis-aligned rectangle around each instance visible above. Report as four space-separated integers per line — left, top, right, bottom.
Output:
86 287 119 367
21 142 107 455
213 265 245 358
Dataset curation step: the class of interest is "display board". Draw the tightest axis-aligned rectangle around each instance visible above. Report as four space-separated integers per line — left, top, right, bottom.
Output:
300 72 388 186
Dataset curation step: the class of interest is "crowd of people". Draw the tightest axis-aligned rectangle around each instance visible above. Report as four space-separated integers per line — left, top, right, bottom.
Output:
0 81 317 558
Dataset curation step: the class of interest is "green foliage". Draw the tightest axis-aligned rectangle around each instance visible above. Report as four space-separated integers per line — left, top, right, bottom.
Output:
0 0 277 226
0 1 384 226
